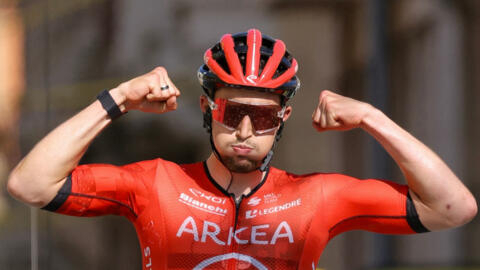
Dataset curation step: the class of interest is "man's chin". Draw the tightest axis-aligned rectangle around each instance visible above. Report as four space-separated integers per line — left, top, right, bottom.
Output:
222 156 260 173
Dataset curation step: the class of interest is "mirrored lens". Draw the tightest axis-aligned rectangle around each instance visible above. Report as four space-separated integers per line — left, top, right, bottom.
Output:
212 98 283 133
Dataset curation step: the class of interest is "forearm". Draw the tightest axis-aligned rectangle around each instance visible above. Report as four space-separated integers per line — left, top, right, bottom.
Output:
361 107 477 229
8 66 180 207
8 88 126 207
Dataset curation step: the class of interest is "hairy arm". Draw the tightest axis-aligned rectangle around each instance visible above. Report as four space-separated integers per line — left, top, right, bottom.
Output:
360 106 476 230
7 67 179 207
312 90 477 231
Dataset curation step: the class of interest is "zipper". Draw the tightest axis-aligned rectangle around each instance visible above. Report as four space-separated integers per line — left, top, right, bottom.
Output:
228 193 244 270
201 161 271 269
233 194 244 229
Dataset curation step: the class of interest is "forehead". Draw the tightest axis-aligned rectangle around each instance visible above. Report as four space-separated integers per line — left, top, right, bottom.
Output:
214 87 281 105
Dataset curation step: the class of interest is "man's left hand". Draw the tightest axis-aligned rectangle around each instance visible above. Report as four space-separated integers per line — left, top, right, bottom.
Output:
312 90 373 132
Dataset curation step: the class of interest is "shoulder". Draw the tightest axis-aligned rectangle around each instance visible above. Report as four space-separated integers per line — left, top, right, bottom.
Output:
73 158 185 182
268 167 374 195
269 166 356 184
123 159 201 189
121 158 189 173
121 158 162 171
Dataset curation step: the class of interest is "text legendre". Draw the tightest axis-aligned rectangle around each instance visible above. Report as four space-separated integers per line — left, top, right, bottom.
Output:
246 198 301 219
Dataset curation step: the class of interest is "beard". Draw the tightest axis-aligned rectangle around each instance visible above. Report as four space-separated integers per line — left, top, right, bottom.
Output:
221 155 261 173
219 140 263 173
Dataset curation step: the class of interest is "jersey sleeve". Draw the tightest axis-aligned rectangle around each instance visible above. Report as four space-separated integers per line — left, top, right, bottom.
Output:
320 174 429 240
41 160 158 221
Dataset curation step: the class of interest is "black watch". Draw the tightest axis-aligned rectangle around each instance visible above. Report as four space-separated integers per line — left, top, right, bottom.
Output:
96 90 124 120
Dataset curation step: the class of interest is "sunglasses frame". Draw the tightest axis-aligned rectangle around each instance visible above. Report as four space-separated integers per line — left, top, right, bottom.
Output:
206 96 286 134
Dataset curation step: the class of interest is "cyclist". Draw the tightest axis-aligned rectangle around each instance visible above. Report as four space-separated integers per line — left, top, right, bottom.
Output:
7 29 477 269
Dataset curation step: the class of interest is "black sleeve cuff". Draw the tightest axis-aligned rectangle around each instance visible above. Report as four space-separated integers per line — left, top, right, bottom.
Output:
41 175 72 212
406 191 430 233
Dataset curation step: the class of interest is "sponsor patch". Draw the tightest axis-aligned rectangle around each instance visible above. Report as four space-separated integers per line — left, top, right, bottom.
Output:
263 193 281 204
246 198 301 219
179 193 228 216
247 197 261 206
189 188 227 204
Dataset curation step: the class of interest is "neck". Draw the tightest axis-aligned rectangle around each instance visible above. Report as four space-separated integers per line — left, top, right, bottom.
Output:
206 153 266 200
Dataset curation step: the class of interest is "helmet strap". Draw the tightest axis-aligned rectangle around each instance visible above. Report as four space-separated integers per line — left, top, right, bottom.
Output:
259 120 284 172
205 107 231 171
259 150 273 172
203 107 213 133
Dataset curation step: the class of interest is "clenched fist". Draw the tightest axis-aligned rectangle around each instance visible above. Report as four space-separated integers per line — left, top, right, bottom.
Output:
312 90 373 132
111 67 181 114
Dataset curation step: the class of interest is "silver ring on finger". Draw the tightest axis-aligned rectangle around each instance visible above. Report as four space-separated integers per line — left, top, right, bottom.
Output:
160 84 169 91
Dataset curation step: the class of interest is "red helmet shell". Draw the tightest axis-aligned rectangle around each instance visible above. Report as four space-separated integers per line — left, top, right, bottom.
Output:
198 29 300 100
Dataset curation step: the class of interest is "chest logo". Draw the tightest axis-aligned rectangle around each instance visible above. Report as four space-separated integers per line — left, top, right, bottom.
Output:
247 197 261 206
193 252 267 270
179 192 228 216
176 216 294 247
263 193 281 204
246 198 302 219
189 188 227 204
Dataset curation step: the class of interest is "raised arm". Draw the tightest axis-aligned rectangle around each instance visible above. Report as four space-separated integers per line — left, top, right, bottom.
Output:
7 67 180 207
312 90 477 231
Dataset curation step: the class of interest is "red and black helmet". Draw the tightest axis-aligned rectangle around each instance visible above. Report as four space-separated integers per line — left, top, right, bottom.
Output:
198 29 300 101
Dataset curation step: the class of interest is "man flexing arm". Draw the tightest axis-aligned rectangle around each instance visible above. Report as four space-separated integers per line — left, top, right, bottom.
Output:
7 67 180 207
312 90 477 231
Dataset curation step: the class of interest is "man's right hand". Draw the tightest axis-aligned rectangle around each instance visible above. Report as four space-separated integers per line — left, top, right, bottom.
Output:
112 66 181 114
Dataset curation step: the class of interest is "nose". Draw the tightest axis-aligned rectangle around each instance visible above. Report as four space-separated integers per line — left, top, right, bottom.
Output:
235 115 254 140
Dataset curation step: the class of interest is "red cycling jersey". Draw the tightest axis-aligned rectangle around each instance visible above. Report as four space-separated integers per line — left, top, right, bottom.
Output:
43 158 427 270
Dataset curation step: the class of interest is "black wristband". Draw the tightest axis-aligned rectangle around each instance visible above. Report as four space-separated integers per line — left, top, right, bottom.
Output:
97 90 124 120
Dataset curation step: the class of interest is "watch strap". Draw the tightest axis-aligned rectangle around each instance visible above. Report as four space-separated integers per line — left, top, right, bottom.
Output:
97 90 123 120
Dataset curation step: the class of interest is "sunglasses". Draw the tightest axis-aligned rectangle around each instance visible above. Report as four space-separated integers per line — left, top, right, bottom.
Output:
207 97 285 134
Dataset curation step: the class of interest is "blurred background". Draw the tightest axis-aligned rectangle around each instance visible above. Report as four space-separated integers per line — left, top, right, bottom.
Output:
0 0 479 269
